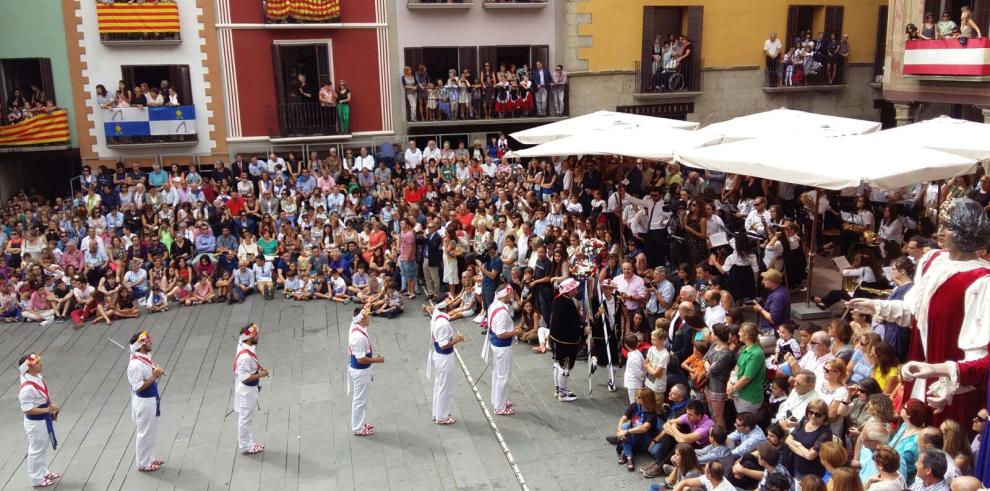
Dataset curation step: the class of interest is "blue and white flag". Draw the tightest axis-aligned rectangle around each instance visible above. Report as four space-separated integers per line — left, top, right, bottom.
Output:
103 105 197 137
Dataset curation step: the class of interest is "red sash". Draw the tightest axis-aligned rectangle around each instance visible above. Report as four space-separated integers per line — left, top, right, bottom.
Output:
20 380 51 403
130 353 155 368
232 348 262 373
487 306 508 329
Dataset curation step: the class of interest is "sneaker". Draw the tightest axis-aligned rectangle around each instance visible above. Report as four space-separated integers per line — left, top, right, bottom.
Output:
553 386 560 398
641 462 663 478
40 318 53 327
662 464 674 475
558 391 577 402
472 313 484 323
605 435 620 445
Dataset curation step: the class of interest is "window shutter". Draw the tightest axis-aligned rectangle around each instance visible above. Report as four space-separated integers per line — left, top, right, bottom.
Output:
529 45 549 71
272 45 286 105
641 6 656 92
404 47 424 73
825 6 844 38
168 65 192 105
478 46 497 75
786 5 800 51
315 44 332 86
923 0 940 18
975 0 990 36
121 66 137 91
874 6 888 79
458 46 478 79
686 6 703 91
38 58 56 103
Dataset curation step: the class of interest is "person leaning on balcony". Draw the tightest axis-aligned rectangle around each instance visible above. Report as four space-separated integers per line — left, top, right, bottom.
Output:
550 65 567 117
145 87 164 107
937 12 957 38
763 33 783 87
401 66 417 122
921 13 937 39
318 79 337 132
961 6 982 38
95 85 113 109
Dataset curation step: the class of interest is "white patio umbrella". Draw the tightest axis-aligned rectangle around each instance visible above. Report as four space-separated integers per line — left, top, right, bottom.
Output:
510 110 699 145
508 126 722 161
697 107 881 143
868 116 990 161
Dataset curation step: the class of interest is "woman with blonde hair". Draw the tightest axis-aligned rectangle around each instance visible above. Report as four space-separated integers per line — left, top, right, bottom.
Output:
827 467 863 491
940 419 974 474
961 6 983 38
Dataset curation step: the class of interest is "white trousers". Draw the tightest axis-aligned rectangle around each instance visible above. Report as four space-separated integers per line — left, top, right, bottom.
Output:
537 327 550 346
24 419 49 486
234 383 259 452
349 368 373 432
432 352 454 420
131 396 158 468
490 345 513 411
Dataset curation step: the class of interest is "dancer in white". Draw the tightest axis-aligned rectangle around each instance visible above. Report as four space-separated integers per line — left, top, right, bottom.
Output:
233 323 268 454
428 306 464 424
349 306 384 436
485 284 522 415
127 330 165 472
17 353 60 488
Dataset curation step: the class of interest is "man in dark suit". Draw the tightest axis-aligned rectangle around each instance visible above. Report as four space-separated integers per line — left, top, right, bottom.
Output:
531 61 553 117
422 219 443 301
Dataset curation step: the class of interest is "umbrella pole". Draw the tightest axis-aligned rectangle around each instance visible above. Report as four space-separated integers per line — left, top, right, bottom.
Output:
805 189 821 307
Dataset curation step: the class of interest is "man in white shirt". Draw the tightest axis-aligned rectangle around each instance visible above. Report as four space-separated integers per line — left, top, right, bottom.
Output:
674 461 735 491
353 147 375 173
773 370 821 431
422 139 441 165
763 33 783 87
744 197 772 239
404 140 423 171
127 331 165 472
252 256 275 300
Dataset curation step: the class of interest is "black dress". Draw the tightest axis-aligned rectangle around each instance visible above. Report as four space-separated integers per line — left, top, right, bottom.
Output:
549 295 584 370
782 418 833 479
683 215 707 266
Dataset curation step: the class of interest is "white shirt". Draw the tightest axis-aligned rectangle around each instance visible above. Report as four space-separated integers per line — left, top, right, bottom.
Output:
348 323 372 362
763 38 783 58
431 312 454 350
624 349 646 389
18 373 49 412
404 148 423 170
644 346 670 393
744 208 771 237
704 304 726 328
773 388 821 425
488 299 514 338
701 475 736 491
127 352 155 392
234 343 259 383
353 155 374 172
422 146 441 165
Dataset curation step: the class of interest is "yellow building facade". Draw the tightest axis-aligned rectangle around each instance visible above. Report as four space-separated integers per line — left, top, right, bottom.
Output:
561 0 889 124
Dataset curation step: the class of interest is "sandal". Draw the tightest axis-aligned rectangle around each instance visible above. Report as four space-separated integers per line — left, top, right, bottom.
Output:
243 443 265 454
138 462 162 472
618 455 628 465
626 460 635 471
435 416 456 425
33 477 56 488
354 425 375 436
43 473 61 480
493 407 516 416
151 458 165 466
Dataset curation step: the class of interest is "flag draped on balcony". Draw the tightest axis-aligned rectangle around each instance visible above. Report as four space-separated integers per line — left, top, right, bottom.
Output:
0 110 70 147
266 0 341 22
96 2 180 34
102 106 197 137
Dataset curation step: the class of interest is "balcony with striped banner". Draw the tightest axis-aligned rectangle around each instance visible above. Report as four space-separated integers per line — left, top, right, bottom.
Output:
903 38 990 81
96 1 181 44
0 110 71 150
264 0 342 23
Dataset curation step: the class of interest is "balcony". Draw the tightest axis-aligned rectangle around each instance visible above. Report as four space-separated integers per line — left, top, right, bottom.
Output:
903 38 990 81
407 0 473 10
264 0 342 23
96 2 180 44
102 105 198 147
762 55 848 92
403 85 568 127
0 109 71 150
482 0 547 9
270 103 345 139
634 60 702 100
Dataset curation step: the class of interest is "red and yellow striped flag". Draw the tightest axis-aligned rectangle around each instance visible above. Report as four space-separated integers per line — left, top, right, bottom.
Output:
266 0 340 22
0 110 71 147
97 2 180 34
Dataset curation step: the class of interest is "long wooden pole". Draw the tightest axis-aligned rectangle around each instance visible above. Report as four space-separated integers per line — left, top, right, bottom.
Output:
805 189 821 307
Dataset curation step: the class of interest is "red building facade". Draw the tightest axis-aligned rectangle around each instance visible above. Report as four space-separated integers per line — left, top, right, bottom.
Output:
218 0 392 146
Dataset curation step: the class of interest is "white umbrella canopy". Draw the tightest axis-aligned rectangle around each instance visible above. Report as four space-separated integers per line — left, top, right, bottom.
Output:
697 107 882 143
675 134 978 191
508 126 722 161
869 116 990 161
510 110 699 145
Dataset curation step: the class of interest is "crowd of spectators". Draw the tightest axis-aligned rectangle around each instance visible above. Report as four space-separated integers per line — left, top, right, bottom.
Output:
4 86 59 125
95 79 182 109
401 61 567 122
763 30 850 88
1 125 989 489
906 7 983 41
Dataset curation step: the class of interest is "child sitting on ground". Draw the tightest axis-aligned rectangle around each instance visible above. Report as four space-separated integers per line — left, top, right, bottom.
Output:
145 284 169 313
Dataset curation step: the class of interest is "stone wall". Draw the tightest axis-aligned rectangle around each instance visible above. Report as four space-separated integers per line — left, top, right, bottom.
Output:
568 65 882 125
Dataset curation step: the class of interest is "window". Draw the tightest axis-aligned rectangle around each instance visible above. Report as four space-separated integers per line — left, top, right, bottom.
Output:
272 43 338 137
873 6 888 82
640 6 702 93
1 58 56 126
778 5 846 87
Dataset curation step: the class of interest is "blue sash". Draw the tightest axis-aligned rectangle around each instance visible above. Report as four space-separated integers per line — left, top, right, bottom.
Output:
490 331 512 348
433 342 453 355
242 378 260 387
26 402 58 450
135 380 161 417
350 353 372 369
